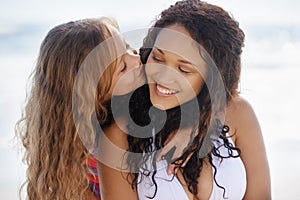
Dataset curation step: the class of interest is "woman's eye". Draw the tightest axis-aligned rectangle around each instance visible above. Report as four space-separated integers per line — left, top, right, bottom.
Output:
178 66 191 74
152 55 163 62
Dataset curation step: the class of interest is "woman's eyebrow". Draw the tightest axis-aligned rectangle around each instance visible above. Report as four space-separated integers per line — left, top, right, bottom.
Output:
154 46 195 67
153 46 165 55
177 59 194 66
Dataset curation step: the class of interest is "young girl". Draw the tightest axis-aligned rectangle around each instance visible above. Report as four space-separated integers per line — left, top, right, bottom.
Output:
16 17 144 200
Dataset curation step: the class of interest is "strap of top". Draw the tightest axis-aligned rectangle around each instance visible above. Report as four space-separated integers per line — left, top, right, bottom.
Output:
86 155 101 199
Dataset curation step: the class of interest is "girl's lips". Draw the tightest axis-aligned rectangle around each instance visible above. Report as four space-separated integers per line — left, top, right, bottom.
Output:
137 67 144 78
135 68 146 84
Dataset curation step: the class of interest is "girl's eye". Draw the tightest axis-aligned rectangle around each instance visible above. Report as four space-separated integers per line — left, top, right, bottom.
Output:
121 63 127 72
178 66 191 74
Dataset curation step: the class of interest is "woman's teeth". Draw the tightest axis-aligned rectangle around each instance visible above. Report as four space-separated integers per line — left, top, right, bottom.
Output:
156 84 177 95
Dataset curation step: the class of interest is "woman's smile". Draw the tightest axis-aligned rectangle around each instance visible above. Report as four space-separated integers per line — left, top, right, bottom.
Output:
155 83 179 96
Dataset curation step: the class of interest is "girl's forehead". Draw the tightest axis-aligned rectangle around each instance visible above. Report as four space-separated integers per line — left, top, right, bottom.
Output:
106 24 127 54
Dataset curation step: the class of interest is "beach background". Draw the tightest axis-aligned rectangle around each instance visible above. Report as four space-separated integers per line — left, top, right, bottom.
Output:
0 0 299 199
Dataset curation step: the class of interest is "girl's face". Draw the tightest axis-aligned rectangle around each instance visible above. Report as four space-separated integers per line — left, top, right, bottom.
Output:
104 25 145 101
145 24 207 110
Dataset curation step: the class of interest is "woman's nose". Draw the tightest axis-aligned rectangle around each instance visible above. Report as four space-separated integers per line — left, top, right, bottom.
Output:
156 68 176 85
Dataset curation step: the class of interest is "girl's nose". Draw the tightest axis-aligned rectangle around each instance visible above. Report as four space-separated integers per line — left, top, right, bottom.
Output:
124 49 141 69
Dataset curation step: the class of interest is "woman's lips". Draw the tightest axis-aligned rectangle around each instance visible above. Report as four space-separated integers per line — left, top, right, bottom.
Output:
155 83 178 97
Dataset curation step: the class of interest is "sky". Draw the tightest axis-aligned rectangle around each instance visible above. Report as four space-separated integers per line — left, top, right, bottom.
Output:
1 0 300 26
1 0 300 68
0 0 299 199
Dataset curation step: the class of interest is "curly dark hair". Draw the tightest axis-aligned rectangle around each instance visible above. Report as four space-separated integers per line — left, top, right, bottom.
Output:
126 0 245 199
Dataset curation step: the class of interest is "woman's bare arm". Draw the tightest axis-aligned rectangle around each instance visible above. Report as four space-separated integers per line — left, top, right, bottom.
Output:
227 96 271 200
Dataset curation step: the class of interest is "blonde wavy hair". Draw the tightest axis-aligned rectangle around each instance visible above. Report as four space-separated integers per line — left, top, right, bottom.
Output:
16 17 120 199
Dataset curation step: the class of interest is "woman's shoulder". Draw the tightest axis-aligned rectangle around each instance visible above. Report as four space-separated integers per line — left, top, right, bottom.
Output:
225 95 260 141
226 95 257 122
225 97 271 199
227 95 254 113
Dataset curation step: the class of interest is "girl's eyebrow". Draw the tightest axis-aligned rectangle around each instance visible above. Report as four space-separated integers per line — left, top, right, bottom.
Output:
153 46 196 67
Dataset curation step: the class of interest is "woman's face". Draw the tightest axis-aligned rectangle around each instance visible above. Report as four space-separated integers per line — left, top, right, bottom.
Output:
145 24 207 110
104 25 145 101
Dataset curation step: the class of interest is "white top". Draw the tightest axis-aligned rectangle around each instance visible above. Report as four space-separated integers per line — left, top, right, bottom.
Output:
137 134 247 200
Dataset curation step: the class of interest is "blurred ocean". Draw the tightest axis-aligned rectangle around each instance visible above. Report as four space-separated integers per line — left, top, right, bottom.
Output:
1 0 299 199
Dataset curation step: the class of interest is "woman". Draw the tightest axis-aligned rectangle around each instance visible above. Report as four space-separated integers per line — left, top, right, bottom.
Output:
16 17 144 200
124 0 270 199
